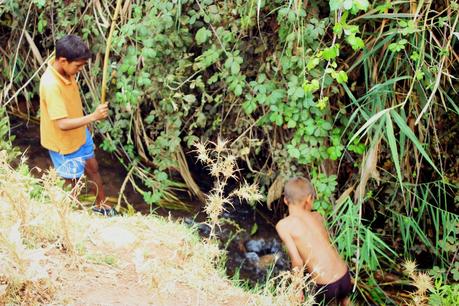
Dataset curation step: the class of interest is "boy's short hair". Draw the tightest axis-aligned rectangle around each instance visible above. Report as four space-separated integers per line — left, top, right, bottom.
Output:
284 177 316 205
56 35 91 62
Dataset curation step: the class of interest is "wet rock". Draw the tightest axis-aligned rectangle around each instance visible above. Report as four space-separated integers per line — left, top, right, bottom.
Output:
221 200 251 221
269 239 282 253
245 238 265 253
183 217 195 226
221 212 232 219
197 223 211 237
215 227 233 240
245 237 282 255
233 206 251 216
182 218 211 237
245 252 260 263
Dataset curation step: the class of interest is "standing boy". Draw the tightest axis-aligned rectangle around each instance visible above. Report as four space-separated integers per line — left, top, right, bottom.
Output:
39 34 113 215
276 177 352 305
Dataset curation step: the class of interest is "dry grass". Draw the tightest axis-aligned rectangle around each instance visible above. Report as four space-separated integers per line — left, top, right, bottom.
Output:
0 150 316 305
193 139 264 236
402 259 435 305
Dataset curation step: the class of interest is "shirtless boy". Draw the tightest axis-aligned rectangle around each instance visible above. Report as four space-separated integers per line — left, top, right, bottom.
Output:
276 177 352 305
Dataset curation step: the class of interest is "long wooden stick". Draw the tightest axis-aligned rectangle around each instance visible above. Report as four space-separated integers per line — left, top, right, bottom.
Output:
100 0 123 104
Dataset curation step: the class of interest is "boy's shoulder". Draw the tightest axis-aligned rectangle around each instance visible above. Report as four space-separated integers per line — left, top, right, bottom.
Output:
275 218 290 237
40 66 61 87
311 211 325 223
275 215 298 231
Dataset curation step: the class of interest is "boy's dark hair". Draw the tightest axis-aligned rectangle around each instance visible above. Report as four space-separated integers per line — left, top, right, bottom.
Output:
284 177 316 205
56 35 91 62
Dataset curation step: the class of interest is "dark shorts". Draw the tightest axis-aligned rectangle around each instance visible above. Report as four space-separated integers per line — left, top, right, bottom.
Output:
315 269 352 304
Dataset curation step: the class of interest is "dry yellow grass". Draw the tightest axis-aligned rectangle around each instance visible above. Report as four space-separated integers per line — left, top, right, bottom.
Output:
0 151 315 305
401 259 435 305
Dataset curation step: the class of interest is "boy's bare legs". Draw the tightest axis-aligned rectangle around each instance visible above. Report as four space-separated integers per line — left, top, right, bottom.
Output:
63 179 78 199
84 157 109 209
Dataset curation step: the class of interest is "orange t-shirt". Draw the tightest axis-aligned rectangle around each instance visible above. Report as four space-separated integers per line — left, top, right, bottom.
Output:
39 59 86 154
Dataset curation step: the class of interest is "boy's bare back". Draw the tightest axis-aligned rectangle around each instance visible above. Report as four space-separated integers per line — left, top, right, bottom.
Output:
277 177 352 304
276 210 348 285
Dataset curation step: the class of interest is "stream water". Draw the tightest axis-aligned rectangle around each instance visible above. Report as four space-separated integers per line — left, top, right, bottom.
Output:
10 120 290 286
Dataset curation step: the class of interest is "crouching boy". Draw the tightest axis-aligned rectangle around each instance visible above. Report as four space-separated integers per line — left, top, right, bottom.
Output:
276 177 352 305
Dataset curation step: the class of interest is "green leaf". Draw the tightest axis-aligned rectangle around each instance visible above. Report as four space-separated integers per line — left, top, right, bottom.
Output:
322 45 340 60
288 147 301 159
348 108 391 144
327 146 343 160
346 34 365 50
145 114 155 124
287 119 297 128
376 2 392 13
196 27 212 45
320 120 333 130
303 79 320 93
33 0 46 8
234 84 243 96
307 57 320 71
385 113 404 192
242 100 257 115
231 61 240 74
336 71 348 84
142 48 157 58
183 94 196 103
293 87 304 99
329 0 343 11
343 0 353 10
352 0 370 12
38 18 46 33
388 39 408 53
155 171 168 182
391 111 441 175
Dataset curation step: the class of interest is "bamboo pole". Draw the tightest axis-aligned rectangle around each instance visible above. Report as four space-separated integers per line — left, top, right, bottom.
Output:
100 0 123 104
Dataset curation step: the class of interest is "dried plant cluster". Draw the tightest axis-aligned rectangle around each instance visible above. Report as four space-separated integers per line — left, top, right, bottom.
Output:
194 139 263 234
403 260 434 305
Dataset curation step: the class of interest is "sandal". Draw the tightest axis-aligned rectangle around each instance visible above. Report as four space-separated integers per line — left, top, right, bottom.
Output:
92 206 118 216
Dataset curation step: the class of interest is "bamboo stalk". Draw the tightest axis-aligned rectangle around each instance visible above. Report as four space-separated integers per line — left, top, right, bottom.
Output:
100 0 123 104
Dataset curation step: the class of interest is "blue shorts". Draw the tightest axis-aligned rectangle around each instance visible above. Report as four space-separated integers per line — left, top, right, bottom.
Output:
49 129 95 179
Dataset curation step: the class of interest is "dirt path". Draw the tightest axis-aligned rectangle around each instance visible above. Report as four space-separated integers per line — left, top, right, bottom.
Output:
53 257 156 305
46 242 251 306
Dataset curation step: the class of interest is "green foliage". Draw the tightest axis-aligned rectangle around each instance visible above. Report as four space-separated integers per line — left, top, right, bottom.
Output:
429 277 459 305
1 0 458 302
195 27 212 45
388 39 408 53
312 172 337 213
330 198 397 271
0 109 19 160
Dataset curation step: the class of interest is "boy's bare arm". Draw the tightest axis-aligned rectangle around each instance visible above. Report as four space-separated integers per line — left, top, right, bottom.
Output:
56 103 108 130
276 222 304 269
